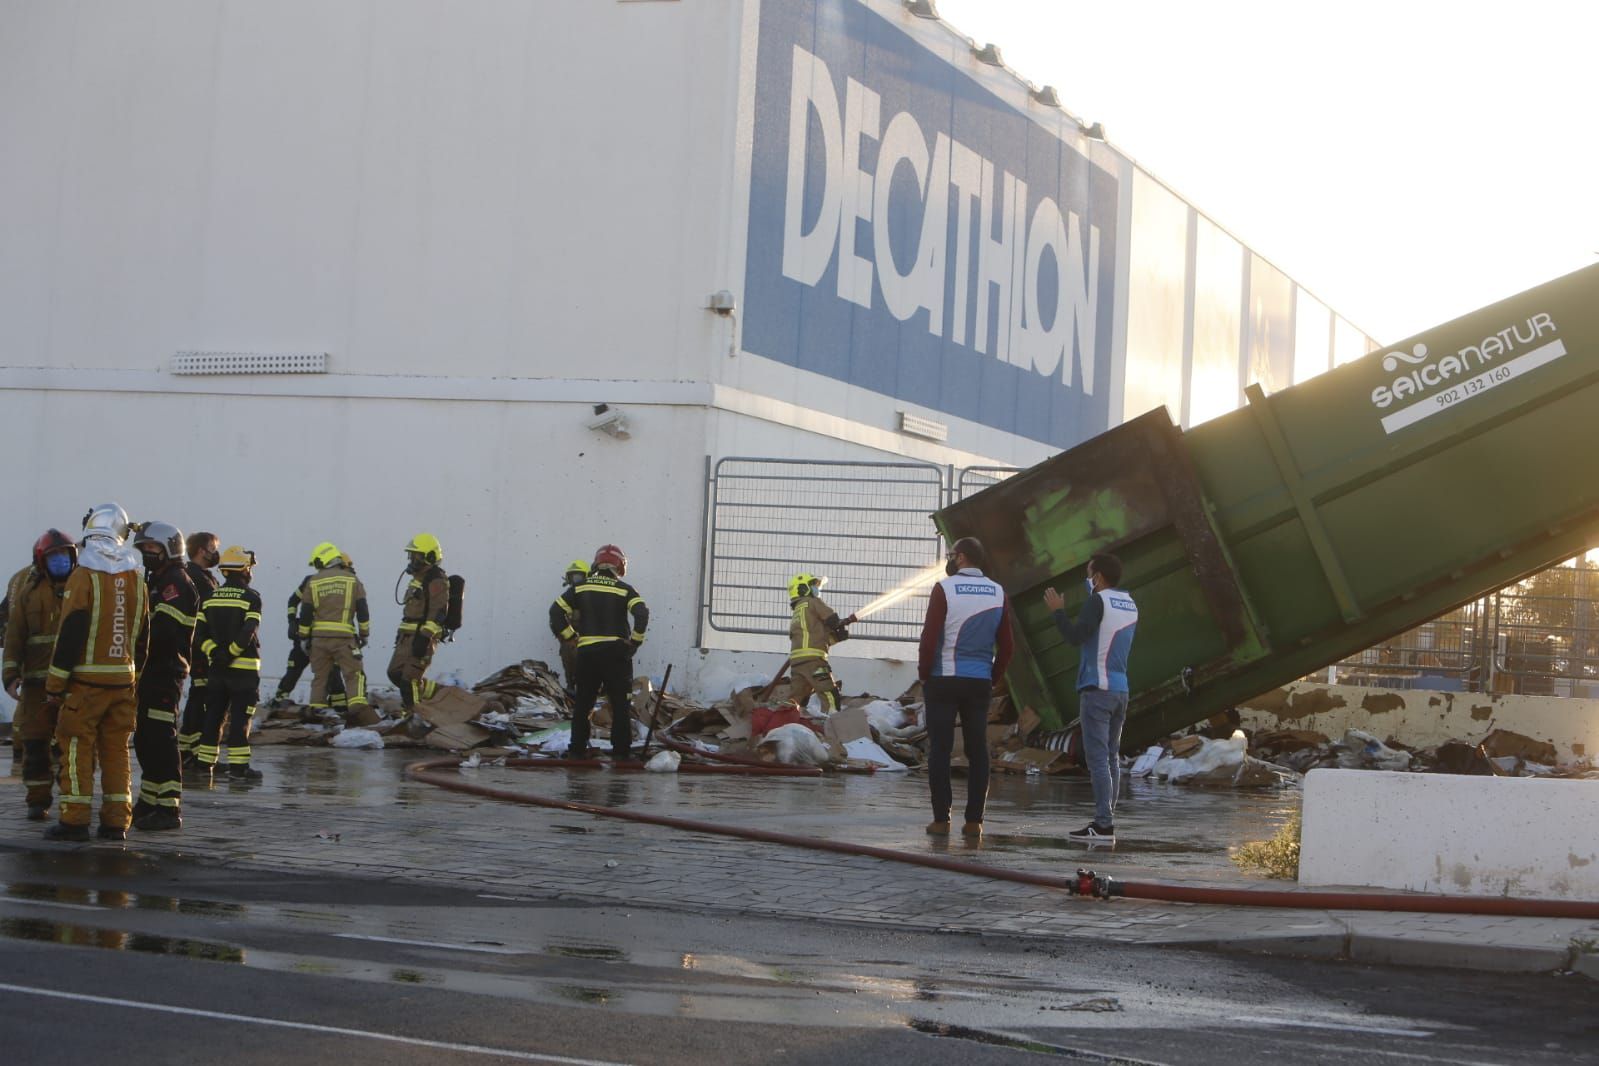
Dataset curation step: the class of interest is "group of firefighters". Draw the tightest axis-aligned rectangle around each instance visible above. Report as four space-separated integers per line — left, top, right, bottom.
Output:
0 503 457 840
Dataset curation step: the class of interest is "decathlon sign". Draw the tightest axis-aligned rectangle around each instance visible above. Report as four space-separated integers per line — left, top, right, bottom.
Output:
741 0 1122 447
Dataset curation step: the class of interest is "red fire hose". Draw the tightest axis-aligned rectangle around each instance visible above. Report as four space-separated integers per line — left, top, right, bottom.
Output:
405 756 1599 919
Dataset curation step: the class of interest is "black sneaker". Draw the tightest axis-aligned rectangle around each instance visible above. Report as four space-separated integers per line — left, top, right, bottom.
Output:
1067 822 1116 844
227 764 264 783
44 822 90 842
26 804 49 822
96 824 127 841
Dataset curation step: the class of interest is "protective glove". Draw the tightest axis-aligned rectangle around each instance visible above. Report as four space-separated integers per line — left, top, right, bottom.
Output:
628 639 642 657
410 633 429 659
287 622 299 642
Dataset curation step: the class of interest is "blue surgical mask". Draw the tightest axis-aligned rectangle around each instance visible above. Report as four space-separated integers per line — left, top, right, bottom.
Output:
1084 576 1096 595
45 553 74 580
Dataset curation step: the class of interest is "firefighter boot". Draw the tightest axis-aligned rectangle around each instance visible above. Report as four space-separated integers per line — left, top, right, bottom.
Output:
44 822 91 842
228 763 264 783
134 807 182 832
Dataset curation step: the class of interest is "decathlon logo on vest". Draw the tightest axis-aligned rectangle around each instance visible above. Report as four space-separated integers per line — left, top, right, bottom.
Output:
953 583 998 596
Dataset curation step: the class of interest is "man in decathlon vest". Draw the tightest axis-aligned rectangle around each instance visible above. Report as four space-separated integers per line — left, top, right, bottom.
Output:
1045 552 1138 845
917 537 1013 840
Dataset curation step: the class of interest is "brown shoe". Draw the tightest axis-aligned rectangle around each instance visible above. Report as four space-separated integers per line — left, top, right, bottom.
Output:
961 821 983 839
925 820 951 836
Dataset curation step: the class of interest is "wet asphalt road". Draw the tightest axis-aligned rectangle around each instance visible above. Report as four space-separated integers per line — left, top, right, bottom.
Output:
0 845 1594 1065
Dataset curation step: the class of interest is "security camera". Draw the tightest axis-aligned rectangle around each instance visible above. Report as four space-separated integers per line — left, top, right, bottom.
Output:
587 403 631 440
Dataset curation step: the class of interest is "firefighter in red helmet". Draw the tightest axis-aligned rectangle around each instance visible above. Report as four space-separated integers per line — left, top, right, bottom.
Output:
549 545 649 760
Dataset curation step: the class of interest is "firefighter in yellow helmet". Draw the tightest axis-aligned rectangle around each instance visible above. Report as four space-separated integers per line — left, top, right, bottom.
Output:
294 541 370 719
787 573 853 715
388 534 449 709
547 559 589 698
44 504 149 841
193 546 265 783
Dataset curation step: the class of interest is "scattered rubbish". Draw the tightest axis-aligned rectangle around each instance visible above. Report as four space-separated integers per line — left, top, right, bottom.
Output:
1335 729 1411 772
1478 728 1557 767
604 860 619 869
645 750 681 773
329 728 385 750
1129 745 1163 778
756 723 833 766
459 752 482 770
315 831 341 843
842 736 908 771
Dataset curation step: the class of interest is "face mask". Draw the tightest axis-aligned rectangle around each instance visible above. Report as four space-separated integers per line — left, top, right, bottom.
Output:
198 548 219 568
1085 576 1097 595
45 553 74 580
141 550 164 573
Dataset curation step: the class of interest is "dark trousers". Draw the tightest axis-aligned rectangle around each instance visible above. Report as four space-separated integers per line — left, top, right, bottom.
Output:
925 676 992 824
571 642 634 758
178 677 208 754
133 679 183 815
198 670 258 767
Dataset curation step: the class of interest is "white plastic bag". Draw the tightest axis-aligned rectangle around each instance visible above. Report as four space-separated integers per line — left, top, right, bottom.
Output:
329 727 384 750
757 722 831 766
645 750 681 773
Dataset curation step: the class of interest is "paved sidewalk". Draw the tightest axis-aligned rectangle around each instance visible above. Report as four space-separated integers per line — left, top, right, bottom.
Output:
2 748 1595 977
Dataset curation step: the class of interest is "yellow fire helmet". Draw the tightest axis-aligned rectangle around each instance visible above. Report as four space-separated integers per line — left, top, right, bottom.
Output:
219 545 256 571
565 558 591 579
405 533 443 565
309 541 342 568
788 573 826 600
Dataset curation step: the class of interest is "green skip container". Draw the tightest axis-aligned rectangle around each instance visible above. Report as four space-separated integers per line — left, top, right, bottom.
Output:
935 264 1599 747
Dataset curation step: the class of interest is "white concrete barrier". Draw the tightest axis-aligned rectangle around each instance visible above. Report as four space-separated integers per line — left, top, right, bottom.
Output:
1300 769 1599 900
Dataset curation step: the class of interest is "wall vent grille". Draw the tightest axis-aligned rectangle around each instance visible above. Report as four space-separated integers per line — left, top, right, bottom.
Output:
171 351 328 375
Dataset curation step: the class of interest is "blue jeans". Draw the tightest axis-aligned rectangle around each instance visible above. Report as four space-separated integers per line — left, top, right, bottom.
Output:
1079 688 1128 828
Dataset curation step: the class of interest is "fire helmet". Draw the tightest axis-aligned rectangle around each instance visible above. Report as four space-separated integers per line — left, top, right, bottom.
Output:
309 541 342 568
81 503 132 544
592 544 626 576
788 573 826 600
405 533 443 566
133 521 186 566
219 545 256 572
32 529 78 572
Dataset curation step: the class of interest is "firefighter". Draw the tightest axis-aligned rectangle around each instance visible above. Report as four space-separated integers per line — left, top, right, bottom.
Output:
268 552 352 712
296 541 370 719
3 554 38 765
387 534 448 709
193 546 264 783
130 521 196 831
178 530 220 767
44 503 148 841
547 559 590 698
787 573 853 715
3 530 77 819
550 545 648 760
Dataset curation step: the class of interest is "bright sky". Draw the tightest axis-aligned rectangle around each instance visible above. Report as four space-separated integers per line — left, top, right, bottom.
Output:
935 0 1599 344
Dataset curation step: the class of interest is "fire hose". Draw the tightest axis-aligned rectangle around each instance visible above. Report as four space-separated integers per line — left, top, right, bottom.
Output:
405 755 1599 918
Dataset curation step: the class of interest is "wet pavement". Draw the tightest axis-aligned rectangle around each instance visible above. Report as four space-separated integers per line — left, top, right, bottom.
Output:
1 846 1596 1065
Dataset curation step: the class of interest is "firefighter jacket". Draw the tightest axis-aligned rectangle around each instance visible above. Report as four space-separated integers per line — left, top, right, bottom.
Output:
789 594 849 662
46 565 149 694
550 573 648 648
195 577 263 674
185 562 219 678
1 563 32 646
2 569 67 689
142 561 198 691
296 563 370 642
397 566 449 641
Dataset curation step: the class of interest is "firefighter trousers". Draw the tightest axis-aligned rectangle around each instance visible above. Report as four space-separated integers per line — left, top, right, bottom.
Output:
387 632 437 709
133 680 183 817
571 642 635 759
309 637 366 708
198 669 258 768
178 676 207 754
54 683 136 830
16 681 59 810
788 657 841 714
277 641 348 705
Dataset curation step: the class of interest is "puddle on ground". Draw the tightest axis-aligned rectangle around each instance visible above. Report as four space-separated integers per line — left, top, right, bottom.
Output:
1 880 249 918
547 942 628 962
0 916 245 962
907 1019 1094 1058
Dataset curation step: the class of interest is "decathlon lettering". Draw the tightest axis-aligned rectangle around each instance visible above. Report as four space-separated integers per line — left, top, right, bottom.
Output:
781 45 1100 391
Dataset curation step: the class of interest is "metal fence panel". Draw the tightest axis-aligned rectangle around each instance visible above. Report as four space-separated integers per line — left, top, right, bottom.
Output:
957 465 1018 501
706 458 946 643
